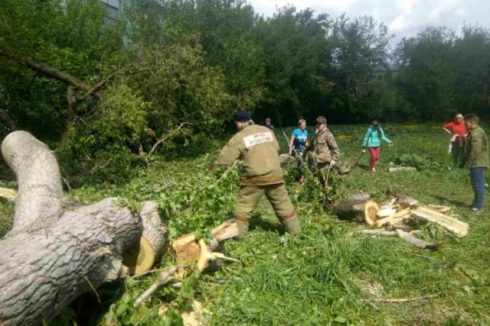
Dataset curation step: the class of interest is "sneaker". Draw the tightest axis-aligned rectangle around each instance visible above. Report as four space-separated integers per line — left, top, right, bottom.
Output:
371 168 376 172
472 207 484 214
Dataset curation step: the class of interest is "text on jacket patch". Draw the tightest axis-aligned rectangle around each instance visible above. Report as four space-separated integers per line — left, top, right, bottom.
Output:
243 132 274 148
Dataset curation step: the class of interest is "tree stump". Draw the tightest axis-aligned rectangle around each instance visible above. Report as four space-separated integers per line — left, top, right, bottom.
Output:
332 198 380 225
0 131 166 326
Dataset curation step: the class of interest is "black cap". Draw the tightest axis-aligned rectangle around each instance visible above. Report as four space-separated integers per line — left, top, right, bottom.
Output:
234 110 251 122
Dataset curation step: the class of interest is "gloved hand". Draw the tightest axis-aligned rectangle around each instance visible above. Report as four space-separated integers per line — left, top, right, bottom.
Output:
329 160 336 167
362 149 367 153
389 141 394 147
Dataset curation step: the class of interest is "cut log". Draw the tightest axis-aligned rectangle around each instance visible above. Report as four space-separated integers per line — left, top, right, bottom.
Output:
389 167 417 173
123 201 168 276
279 154 291 165
171 220 240 269
0 131 154 326
396 230 437 250
347 193 373 201
412 206 468 237
364 201 381 225
376 208 412 227
332 199 380 225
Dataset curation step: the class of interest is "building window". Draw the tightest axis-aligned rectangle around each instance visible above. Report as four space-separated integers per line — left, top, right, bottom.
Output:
101 0 120 20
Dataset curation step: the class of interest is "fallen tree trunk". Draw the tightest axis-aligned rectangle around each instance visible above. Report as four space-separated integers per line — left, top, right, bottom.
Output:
0 131 162 326
123 201 168 276
332 199 380 225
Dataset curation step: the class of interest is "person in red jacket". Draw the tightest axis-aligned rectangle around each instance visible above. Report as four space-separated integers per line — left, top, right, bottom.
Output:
443 113 467 168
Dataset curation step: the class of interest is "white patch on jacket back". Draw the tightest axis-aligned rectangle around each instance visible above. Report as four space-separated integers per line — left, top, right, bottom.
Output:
243 132 274 148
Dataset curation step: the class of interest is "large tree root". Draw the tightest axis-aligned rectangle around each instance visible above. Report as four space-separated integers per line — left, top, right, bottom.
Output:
0 131 162 326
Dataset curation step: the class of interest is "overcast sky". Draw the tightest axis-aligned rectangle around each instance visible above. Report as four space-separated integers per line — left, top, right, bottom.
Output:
248 0 490 46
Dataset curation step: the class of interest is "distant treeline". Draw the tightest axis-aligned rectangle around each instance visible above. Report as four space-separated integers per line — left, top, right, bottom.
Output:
0 0 489 180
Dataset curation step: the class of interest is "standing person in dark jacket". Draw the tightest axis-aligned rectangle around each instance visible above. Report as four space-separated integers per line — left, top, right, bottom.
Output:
307 116 340 189
362 121 393 172
265 118 274 131
464 113 489 213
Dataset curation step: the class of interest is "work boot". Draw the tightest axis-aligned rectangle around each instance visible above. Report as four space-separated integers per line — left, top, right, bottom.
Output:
281 215 301 234
235 219 249 240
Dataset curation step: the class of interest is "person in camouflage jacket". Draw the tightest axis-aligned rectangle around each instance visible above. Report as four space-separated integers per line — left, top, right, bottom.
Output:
307 116 340 189
464 114 489 213
214 110 301 237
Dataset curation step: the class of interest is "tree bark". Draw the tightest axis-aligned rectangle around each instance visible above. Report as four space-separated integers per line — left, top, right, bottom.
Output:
0 131 153 326
0 198 142 325
2 131 64 232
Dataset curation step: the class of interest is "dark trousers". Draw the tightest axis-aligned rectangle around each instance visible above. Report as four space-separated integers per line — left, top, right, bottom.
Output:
452 143 465 168
470 167 487 210
292 151 314 177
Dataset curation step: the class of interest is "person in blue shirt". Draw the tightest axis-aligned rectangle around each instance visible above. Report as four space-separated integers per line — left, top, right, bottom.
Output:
362 120 393 172
289 119 310 183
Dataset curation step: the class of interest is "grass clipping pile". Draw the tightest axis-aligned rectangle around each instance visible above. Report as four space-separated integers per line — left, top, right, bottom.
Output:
333 190 469 250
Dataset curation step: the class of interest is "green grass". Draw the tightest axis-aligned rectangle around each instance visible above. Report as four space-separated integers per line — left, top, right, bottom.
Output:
3 124 490 325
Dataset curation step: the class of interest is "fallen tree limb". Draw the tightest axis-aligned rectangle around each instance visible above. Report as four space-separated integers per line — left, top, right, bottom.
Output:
396 230 437 250
78 68 151 101
149 122 189 156
134 266 180 307
364 293 440 303
388 167 417 173
358 229 398 236
0 47 102 101
0 108 17 130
